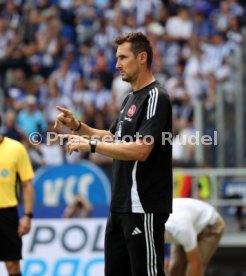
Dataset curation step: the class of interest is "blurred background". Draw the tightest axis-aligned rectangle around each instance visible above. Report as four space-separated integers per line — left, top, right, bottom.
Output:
0 0 245 275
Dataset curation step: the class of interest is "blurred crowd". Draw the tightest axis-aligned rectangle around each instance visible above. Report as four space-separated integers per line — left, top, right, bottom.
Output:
0 0 245 169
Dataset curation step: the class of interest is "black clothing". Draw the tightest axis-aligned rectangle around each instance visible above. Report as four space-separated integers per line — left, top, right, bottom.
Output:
106 80 172 276
110 81 172 214
105 212 169 276
0 207 22 261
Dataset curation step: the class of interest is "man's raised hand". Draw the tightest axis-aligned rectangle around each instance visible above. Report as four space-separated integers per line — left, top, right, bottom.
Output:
54 106 79 130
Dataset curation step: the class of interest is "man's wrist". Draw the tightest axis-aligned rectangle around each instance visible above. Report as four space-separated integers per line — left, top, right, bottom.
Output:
24 212 33 219
89 140 97 153
71 120 82 132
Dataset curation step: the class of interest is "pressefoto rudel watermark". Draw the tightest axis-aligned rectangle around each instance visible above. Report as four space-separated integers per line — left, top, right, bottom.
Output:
162 131 217 146
29 131 218 146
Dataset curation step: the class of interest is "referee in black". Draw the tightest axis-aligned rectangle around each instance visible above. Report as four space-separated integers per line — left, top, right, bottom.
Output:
55 32 173 276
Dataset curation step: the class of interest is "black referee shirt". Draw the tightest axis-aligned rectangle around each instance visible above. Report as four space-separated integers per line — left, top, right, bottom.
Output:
110 81 172 214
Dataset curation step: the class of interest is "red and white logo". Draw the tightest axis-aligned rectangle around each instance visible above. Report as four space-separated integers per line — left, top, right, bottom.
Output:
127 105 137 117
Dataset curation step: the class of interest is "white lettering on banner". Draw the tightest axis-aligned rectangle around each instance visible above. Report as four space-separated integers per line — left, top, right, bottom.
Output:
64 176 78 204
78 174 94 199
43 175 94 206
43 178 63 205
15 219 107 276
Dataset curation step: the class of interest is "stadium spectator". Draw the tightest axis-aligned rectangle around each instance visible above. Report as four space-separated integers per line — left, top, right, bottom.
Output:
212 0 235 34
91 77 112 111
111 74 131 111
63 194 93 218
165 6 193 42
1 1 22 30
184 47 209 102
49 59 80 99
5 68 28 111
3 109 24 141
16 94 47 137
91 53 114 89
39 122 64 166
192 10 213 41
44 82 73 123
20 137 45 170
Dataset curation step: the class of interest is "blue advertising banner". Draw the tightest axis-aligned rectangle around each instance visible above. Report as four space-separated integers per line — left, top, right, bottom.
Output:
29 161 111 218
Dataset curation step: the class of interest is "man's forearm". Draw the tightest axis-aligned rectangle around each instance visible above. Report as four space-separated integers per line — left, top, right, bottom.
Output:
22 180 34 214
75 122 113 141
95 139 154 161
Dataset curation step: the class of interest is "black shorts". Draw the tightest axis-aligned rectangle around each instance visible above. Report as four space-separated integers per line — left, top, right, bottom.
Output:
0 207 22 261
105 212 169 276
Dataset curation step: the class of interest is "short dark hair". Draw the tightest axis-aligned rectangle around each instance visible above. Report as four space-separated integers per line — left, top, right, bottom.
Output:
114 32 153 68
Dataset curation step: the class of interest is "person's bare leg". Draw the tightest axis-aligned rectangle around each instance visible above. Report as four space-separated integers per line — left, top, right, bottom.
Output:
5 260 21 275
198 216 224 270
